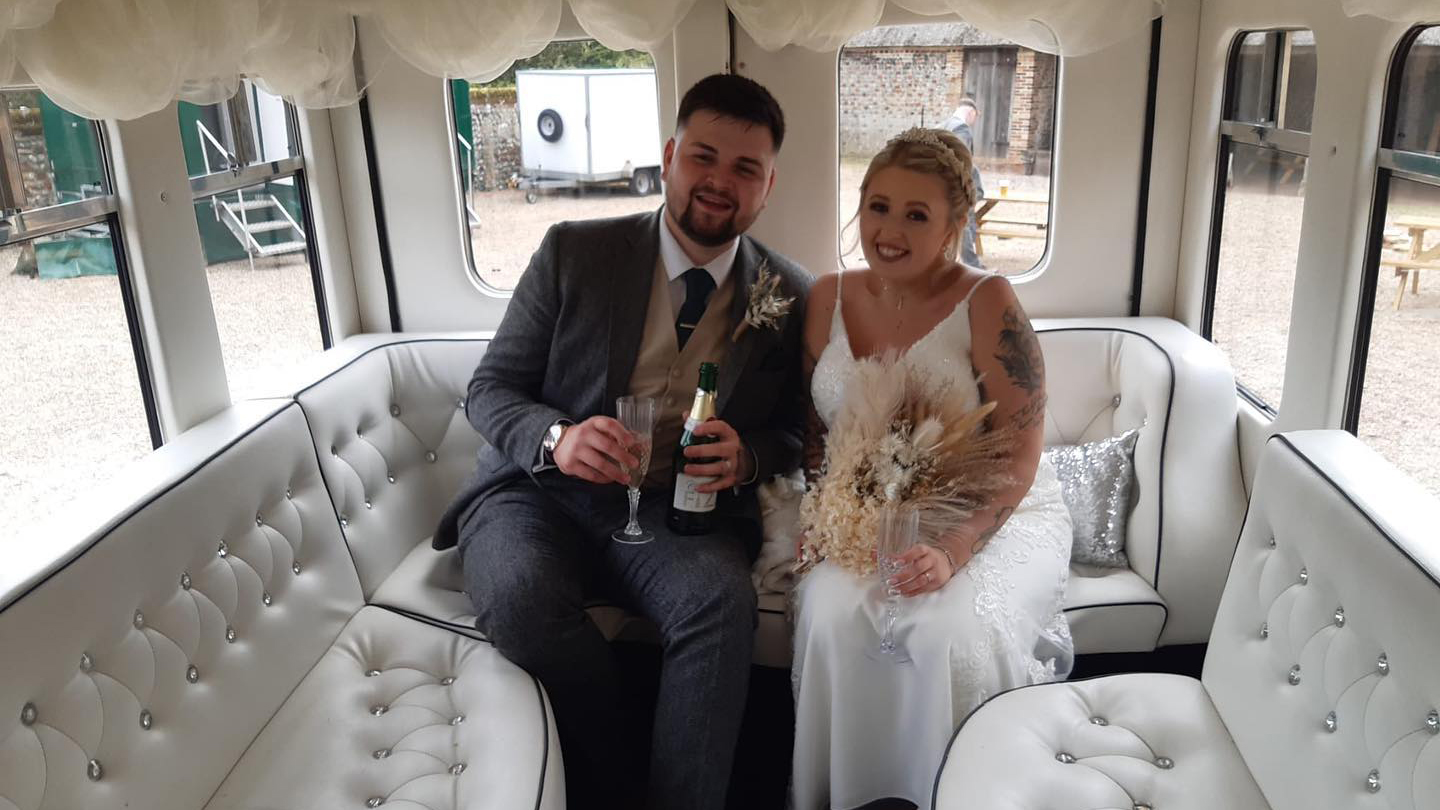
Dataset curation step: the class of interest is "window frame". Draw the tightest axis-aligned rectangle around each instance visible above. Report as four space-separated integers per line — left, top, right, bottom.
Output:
445 77 505 298
1343 24 1439 434
833 27 1062 279
1201 27 1315 417
0 92 162 448
186 98 332 351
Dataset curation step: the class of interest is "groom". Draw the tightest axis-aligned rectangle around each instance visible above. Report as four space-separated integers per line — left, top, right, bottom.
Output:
433 74 811 810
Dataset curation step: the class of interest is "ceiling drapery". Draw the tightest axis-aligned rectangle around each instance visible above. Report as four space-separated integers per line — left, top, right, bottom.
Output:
1341 0 1440 23
0 0 1171 120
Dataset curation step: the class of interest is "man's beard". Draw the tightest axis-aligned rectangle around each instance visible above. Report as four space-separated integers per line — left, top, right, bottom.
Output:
676 189 743 247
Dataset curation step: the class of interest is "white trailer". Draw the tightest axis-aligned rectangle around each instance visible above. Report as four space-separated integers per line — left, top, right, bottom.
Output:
515 68 663 202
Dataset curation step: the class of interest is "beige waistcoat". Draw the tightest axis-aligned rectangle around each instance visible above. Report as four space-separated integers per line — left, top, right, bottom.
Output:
628 256 736 488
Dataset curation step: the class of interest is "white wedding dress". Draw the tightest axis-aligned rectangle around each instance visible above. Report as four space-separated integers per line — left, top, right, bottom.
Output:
790 271 1074 810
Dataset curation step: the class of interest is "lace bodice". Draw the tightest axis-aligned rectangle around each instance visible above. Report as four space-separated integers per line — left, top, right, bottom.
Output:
812 270 992 429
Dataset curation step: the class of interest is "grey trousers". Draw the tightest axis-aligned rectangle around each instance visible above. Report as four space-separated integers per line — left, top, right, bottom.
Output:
458 481 757 810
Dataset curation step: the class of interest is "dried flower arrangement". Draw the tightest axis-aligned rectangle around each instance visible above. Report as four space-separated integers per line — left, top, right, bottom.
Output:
798 353 1014 576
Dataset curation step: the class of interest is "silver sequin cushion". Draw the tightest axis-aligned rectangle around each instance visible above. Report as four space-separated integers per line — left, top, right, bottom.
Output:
1043 428 1141 569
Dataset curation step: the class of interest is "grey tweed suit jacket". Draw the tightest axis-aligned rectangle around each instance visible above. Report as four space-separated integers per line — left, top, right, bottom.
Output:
433 208 812 553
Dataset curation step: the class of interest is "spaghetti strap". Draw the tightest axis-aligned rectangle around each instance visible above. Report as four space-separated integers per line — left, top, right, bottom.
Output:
960 273 999 307
829 269 846 338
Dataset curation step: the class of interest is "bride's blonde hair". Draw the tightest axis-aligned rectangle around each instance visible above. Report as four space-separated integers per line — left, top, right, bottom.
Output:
843 127 978 263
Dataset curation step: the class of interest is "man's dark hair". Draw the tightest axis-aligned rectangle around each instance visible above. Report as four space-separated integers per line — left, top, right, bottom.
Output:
676 73 785 151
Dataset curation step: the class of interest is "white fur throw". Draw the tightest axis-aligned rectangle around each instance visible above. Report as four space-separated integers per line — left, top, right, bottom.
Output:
753 471 806 595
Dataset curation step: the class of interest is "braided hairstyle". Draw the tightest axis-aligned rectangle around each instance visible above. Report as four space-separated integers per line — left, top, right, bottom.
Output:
847 127 978 263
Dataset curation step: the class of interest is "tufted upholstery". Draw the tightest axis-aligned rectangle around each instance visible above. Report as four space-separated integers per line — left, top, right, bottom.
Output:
1037 318 1247 651
934 431 1440 810
273 322 1244 663
0 400 563 810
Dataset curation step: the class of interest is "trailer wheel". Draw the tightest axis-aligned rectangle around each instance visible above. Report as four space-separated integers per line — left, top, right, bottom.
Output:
525 189 539 204
537 109 563 142
629 168 655 196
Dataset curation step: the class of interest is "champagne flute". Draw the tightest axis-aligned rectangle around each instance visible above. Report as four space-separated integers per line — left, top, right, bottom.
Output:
871 503 919 663
612 395 658 544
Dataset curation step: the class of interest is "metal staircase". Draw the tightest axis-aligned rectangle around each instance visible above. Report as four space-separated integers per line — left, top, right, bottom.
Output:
214 191 307 260
196 121 308 268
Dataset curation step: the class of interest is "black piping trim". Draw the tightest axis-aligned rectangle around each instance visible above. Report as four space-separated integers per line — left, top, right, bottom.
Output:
1270 434 1440 589
929 671 1166 810
1063 599 1167 616
757 607 787 616
1034 326 1176 608
291 336 488 399
372 603 490 643
0 402 296 614
1130 17 1163 317
358 94 402 332
531 674 553 810
289 401 365 586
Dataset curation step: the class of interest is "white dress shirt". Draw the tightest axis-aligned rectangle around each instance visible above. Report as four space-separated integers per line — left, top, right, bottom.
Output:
657 207 740 316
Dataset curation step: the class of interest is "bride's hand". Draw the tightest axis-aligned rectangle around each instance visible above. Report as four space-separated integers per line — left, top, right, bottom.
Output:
889 545 954 597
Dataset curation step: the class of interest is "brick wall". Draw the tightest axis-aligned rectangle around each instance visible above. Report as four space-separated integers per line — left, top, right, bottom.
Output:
4 91 57 209
840 44 1055 173
468 100 522 192
839 48 964 157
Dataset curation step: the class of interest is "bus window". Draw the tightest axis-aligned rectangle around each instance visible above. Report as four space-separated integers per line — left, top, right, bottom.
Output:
1 88 155 542
450 40 660 293
1349 25 1440 496
178 82 326 401
1204 29 1315 412
838 23 1057 276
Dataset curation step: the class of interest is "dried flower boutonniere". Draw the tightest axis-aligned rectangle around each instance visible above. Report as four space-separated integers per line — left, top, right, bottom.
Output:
732 259 795 342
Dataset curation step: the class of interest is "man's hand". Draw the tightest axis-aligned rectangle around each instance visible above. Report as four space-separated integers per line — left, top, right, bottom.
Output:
553 416 638 486
682 419 753 493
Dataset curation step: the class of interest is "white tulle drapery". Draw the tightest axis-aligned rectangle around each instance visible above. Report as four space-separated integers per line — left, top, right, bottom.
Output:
0 0 1172 119
726 0 886 52
569 0 700 52
365 0 560 84
726 0 1162 56
1341 0 1440 23
1 0 362 119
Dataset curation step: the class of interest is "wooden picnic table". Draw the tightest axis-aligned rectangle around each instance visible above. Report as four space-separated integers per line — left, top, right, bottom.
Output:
1385 214 1440 309
973 191 1049 257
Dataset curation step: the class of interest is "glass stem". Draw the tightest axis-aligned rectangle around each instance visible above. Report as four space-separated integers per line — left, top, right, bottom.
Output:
624 487 642 535
881 594 898 652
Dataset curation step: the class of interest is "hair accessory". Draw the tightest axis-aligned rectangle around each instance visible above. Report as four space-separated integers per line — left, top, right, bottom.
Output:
889 127 969 186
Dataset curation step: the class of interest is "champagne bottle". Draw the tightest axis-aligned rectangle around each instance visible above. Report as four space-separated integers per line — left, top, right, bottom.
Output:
668 362 720 535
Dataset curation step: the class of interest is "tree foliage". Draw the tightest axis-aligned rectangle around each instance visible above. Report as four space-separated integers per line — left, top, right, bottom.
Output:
487 40 654 88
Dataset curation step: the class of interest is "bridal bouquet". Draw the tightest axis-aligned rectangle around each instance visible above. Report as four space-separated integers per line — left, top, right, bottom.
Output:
797 354 1015 576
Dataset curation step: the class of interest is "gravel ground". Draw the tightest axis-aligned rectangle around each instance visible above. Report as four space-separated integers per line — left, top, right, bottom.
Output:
2 245 322 544
5 177 1437 542
1210 186 1440 495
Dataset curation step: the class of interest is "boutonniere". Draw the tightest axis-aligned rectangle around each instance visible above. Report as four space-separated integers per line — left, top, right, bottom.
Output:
732 259 795 342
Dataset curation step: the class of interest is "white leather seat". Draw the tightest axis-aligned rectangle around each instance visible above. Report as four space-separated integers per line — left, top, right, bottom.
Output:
280 321 1246 662
934 431 1440 810
1037 318 1247 652
0 401 563 810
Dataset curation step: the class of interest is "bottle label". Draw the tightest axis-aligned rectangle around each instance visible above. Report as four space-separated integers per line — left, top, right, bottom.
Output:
673 472 717 513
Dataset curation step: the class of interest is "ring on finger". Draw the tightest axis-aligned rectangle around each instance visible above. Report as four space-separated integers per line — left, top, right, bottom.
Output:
924 571 932 584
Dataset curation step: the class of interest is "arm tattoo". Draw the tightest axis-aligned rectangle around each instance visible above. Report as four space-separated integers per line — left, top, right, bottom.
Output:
971 506 1015 556
1012 392 1048 432
994 307 1044 394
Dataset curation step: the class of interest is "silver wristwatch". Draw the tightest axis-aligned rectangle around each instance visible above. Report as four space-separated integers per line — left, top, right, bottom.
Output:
542 421 569 460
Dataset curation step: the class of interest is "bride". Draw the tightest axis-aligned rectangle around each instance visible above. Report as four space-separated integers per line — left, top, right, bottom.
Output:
790 127 1074 809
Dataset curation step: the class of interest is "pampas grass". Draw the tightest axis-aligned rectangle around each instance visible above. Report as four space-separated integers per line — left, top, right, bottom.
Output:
798 353 1015 576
